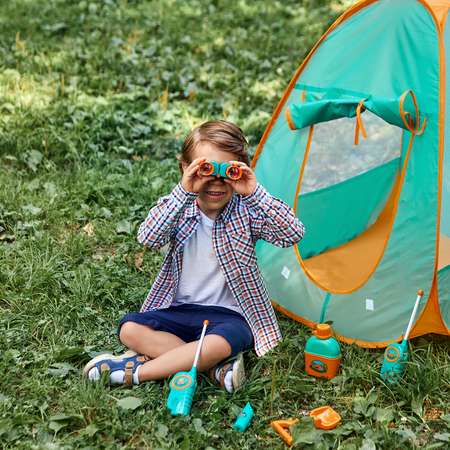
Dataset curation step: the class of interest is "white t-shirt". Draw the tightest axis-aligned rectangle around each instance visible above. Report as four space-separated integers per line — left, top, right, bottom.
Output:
173 210 241 313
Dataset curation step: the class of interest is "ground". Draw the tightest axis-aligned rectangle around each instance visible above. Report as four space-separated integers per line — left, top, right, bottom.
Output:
0 0 449 448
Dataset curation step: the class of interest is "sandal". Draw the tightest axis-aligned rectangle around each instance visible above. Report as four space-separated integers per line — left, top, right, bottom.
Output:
83 350 151 386
210 352 246 393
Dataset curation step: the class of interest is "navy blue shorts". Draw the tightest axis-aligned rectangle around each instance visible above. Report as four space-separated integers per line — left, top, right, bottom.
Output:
118 304 254 357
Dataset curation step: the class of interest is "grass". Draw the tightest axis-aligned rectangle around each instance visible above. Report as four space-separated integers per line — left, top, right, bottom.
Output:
0 0 449 448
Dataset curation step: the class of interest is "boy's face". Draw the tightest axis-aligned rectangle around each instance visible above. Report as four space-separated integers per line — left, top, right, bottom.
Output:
186 142 236 217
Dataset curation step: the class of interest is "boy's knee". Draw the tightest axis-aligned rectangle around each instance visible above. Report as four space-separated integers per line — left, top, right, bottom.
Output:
206 334 232 360
119 321 141 345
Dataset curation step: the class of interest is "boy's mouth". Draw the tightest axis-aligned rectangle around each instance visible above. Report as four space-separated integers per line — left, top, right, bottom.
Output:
205 190 226 199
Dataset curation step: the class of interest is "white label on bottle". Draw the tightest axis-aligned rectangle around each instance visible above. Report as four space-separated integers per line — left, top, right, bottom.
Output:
365 298 375 311
281 266 290 280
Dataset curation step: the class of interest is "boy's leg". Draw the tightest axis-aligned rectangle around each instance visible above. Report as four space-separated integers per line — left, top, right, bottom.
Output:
119 321 186 358
137 334 231 382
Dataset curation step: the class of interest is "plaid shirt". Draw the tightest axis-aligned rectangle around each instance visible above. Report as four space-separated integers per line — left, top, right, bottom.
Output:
137 183 305 356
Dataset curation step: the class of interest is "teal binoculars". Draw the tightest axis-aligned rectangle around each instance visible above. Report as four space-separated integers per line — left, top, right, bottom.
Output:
198 160 243 180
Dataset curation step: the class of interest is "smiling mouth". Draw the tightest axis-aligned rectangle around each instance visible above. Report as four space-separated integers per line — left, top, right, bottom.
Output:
205 191 226 198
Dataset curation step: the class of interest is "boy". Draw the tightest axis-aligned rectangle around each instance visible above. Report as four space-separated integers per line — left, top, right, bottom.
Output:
84 120 305 392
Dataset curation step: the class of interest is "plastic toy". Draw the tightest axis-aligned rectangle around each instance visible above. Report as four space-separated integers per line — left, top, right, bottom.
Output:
271 407 341 446
233 402 254 432
309 406 341 430
166 320 208 416
198 160 243 180
270 419 298 446
304 323 341 379
381 289 424 383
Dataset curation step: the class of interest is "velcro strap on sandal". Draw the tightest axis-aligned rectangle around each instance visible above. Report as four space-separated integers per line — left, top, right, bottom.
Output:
218 363 232 389
124 361 134 386
137 355 150 363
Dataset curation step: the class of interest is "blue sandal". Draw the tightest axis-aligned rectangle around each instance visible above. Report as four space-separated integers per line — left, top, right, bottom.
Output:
210 352 246 393
83 350 150 386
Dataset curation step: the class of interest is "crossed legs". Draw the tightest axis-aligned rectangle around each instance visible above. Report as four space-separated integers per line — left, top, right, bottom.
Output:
119 321 232 382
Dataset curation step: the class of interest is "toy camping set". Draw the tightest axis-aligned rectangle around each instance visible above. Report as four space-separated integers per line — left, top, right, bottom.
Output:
166 0 450 441
250 0 450 441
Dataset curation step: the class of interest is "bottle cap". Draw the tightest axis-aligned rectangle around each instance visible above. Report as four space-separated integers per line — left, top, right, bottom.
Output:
315 324 332 339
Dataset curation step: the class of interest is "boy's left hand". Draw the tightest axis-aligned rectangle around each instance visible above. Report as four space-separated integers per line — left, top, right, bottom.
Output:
224 161 257 197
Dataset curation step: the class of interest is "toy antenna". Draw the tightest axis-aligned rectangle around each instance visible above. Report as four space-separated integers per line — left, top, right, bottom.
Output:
193 320 209 369
402 290 424 343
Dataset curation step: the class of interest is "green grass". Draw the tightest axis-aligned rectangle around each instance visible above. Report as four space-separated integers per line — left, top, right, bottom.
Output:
1 0 449 448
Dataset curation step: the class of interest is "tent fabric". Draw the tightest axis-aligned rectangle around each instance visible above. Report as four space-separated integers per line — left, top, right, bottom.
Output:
286 89 424 133
438 7 450 328
297 158 399 259
252 0 450 346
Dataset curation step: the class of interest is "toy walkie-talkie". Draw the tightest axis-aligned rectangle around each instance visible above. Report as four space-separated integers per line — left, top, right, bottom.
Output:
381 289 424 383
166 320 208 416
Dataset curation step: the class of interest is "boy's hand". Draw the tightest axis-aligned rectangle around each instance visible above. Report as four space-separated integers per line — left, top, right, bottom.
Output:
181 157 212 193
224 161 257 196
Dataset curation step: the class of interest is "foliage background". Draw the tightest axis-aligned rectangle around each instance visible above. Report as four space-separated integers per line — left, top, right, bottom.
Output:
0 0 449 448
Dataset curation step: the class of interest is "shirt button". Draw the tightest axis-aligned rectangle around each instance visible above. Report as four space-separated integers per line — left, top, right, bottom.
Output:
269 210 275 216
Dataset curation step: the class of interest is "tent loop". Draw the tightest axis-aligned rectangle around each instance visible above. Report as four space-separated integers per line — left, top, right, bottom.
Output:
399 90 427 135
354 100 367 145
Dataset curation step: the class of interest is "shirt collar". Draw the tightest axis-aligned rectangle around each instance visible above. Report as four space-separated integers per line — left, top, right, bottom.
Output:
184 199 199 219
217 194 237 223
184 195 237 223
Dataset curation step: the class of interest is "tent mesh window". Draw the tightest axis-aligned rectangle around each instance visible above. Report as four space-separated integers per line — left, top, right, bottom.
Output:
297 111 402 261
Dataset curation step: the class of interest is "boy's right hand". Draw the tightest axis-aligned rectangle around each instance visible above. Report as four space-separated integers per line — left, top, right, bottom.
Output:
181 157 211 193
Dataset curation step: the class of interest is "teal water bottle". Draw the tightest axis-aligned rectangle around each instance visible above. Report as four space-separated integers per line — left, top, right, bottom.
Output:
304 324 341 379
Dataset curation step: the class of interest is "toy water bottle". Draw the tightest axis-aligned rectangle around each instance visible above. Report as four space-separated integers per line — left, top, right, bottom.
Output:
304 324 341 379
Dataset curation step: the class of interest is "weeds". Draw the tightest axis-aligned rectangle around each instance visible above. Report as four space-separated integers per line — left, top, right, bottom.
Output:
1 1 449 448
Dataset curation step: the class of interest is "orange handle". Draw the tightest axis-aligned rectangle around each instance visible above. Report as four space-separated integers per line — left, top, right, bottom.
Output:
270 419 299 446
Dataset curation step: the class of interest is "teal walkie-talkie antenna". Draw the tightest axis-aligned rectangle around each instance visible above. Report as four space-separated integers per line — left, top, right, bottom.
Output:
381 289 424 383
166 320 209 416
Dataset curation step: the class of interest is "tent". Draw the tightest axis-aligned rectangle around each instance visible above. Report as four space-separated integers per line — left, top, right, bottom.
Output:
252 0 450 347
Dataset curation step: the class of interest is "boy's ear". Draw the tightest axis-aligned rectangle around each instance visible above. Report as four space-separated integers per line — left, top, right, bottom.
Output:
177 155 188 173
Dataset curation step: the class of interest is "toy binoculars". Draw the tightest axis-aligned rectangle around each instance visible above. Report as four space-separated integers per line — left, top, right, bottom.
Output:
198 160 243 180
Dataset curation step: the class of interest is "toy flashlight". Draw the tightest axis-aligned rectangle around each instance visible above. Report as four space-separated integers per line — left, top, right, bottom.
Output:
381 289 424 383
166 320 208 416
198 160 243 180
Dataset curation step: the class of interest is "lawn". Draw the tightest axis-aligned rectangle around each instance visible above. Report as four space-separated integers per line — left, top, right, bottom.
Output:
0 0 449 448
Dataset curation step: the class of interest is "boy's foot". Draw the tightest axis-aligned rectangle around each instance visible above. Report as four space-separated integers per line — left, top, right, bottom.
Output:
83 350 151 386
211 352 246 393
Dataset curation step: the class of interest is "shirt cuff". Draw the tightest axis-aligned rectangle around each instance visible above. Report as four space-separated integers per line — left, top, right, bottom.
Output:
170 183 198 207
240 183 270 210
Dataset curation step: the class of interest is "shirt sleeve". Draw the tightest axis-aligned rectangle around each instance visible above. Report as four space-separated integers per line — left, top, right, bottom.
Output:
241 183 305 247
137 183 198 249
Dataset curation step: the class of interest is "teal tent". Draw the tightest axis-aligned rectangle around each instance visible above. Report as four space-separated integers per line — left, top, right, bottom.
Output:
253 0 450 346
